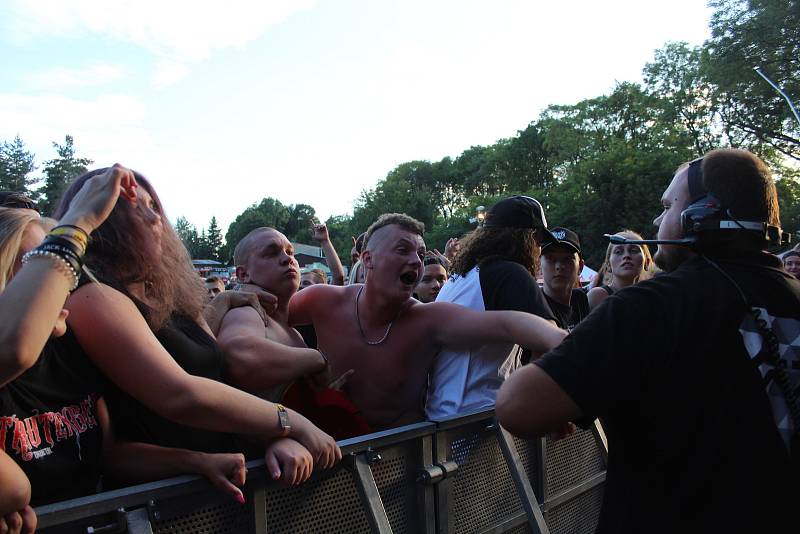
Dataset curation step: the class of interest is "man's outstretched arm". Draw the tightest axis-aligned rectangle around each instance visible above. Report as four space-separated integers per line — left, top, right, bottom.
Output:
218 307 326 390
427 302 567 354
495 364 582 438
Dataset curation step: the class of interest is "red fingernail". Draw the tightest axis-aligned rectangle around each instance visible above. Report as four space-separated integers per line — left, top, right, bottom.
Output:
236 493 245 505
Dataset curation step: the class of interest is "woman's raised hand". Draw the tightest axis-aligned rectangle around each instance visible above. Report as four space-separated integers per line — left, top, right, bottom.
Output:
60 164 138 234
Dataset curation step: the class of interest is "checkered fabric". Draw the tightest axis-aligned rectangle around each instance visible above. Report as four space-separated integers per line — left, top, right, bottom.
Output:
739 307 800 449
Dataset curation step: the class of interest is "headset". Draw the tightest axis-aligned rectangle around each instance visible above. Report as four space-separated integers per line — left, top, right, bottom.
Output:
605 157 791 250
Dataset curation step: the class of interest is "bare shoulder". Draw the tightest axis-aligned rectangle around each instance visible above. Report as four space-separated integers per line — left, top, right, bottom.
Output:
292 282 354 307
221 305 266 330
67 281 133 313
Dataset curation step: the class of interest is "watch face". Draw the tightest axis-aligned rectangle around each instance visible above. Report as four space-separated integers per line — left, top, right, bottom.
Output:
278 407 291 429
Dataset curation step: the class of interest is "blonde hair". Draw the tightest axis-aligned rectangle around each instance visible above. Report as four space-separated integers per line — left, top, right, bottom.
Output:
596 230 654 285
0 208 47 293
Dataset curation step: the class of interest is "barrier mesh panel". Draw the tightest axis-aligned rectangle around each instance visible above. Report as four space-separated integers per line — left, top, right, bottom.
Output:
544 484 604 534
448 425 523 534
153 491 253 534
545 429 604 497
507 523 534 534
372 445 417 534
264 466 371 534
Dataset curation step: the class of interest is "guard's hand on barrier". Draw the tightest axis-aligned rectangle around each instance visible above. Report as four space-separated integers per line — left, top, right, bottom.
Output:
289 411 342 470
198 452 247 504
265 438 313 486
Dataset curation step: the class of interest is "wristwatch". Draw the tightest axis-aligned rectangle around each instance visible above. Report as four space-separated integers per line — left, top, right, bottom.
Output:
276 403 291 435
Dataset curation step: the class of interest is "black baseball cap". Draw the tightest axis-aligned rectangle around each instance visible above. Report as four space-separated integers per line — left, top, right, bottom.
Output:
542 227 582 257
483 196 556 244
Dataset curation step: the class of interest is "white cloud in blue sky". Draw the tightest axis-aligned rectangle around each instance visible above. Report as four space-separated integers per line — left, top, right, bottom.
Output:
1 0 712 233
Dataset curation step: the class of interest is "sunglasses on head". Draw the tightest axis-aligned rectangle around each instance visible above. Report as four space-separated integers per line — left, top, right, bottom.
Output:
0 191 39 212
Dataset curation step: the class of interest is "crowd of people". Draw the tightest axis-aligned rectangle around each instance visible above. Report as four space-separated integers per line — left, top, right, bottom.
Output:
0 147 798 533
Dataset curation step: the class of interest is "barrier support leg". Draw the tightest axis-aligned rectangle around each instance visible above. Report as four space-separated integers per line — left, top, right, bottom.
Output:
251 486 267 534
495 425 550 534
353 453 394 534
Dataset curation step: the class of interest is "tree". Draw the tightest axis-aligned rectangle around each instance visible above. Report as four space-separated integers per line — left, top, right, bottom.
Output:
703 0 799 161
224 197 291 259
39 135 92 216
206 216 224 262
0 136 38 196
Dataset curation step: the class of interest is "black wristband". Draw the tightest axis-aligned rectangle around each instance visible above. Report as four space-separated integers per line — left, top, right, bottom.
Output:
37 241 83 273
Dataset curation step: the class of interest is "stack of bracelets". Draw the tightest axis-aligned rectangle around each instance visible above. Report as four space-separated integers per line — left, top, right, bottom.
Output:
21 225 89 291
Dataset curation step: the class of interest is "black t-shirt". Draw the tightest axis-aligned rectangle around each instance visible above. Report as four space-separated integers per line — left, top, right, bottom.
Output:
477 260 555 319
543 288 589 331
535 252 800 533
0 331 107 506
478 260 555 365
104 313 236 454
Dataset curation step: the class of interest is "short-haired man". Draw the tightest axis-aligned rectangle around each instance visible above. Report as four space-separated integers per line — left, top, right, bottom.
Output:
290 213 566 430
425 196 558 419
217 228 330 401
205 276 225 300
414 255 448 303
497 149 800 533
540 227 589 331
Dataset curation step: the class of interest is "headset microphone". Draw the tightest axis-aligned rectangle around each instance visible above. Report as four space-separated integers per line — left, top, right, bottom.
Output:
604 234 696 246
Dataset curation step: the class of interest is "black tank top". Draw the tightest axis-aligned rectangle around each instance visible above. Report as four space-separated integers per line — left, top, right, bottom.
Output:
104 313 236 454
600 284 615 295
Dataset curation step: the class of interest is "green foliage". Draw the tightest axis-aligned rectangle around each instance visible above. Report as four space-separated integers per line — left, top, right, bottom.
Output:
40 135 92 216
0 136 38 196
223 197 320 264
704 0 799 161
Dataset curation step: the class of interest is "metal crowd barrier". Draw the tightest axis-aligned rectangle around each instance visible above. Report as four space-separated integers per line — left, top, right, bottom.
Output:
34 409 608 534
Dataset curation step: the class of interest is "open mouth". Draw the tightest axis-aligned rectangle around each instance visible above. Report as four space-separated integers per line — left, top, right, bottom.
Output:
400 271 418 285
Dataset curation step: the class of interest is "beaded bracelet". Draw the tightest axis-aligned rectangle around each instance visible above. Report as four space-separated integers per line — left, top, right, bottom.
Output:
49 225 89 253
21 249 79 291
38 240 83 274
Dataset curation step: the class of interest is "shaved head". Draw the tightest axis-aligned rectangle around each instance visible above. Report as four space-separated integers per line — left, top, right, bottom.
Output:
233 227 277 266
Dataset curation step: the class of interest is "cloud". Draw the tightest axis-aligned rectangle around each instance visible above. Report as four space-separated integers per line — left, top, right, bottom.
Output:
5 0 316 62
23 63 127 90
0 92 151 167
151 60 191 87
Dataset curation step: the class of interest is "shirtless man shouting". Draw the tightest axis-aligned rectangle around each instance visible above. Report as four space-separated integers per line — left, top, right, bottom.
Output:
289 213 566 430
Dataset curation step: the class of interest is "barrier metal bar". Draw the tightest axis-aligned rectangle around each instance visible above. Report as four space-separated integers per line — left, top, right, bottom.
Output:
352 453 393 534
495 425 549 534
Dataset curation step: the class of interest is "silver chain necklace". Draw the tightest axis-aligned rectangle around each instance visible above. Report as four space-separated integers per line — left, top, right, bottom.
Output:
355 285 400 346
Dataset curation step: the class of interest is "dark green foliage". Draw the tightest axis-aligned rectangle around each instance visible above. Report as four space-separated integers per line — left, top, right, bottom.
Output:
40 135 92 216
0 136 38 196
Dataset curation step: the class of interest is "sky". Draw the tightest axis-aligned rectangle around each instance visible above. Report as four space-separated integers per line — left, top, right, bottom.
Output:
0 0 713 233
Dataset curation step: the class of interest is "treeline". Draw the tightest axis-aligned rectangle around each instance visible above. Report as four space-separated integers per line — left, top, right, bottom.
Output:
215 0 800 267
0 135 93 215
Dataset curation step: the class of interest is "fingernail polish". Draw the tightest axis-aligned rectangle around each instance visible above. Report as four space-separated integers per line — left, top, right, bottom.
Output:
236 493 246 505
